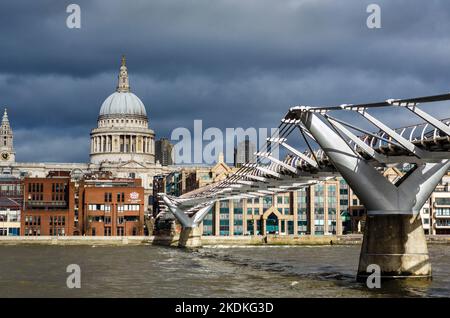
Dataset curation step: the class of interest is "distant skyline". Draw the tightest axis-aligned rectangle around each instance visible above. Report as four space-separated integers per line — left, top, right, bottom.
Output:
1 0 450 162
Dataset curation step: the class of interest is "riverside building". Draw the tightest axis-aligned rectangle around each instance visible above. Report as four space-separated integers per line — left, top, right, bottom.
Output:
80 174 145 236
153 155 347 236
22 171 74 236
423 172 450 235
154 158 450 237
21 170 145 236
0 175 22 236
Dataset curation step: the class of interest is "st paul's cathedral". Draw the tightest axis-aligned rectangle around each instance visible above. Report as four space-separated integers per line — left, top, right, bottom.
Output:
0 56 175 212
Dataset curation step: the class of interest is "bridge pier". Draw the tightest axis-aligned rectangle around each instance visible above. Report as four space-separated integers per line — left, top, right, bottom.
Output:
178 226 202 248
357 213 431 281
160 195 213 249
299 111 450 280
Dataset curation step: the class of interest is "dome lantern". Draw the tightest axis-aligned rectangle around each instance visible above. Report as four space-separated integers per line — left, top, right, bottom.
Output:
98 56 147 117
116 55 130 93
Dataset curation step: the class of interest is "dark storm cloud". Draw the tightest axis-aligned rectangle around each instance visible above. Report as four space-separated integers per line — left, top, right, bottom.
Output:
0 0 449 162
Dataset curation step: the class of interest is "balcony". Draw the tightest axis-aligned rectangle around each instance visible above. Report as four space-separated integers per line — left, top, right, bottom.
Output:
434 214 450 219
26 201 68 208
435 224 450 229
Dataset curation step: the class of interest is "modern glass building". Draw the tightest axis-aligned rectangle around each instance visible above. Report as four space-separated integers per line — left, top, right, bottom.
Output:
201 179 344 236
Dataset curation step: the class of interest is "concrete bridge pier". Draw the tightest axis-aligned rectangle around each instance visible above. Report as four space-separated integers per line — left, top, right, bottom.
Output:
160 194 213 249
357 213 431 281
300 111 450 280
178 226 203 248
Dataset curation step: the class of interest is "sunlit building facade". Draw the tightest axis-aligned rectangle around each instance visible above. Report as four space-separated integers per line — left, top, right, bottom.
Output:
201 180 343 236
0 176 22 236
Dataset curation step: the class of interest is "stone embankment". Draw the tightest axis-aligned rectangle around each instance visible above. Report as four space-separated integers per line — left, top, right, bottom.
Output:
0 234 449 246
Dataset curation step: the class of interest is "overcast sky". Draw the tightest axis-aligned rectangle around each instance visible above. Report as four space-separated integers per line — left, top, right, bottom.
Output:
1 0 449 163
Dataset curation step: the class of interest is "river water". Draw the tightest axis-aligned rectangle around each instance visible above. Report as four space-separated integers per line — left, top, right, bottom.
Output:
0 244 449 297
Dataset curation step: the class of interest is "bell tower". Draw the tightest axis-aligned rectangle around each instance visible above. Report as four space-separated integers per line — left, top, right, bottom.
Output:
0 109 15 163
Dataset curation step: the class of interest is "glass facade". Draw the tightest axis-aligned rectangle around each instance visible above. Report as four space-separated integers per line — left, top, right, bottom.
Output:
314 184 325 235
233 199 243 235
436 198 450 205
263 196 272 213
202 209 213 236
328 184 337 234
219 200 229 236
297 188 308 234
200 180 347 237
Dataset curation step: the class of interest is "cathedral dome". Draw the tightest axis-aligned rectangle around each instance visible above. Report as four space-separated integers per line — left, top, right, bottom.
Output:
99 92 147 117
98 55 147 118
90 56 155 165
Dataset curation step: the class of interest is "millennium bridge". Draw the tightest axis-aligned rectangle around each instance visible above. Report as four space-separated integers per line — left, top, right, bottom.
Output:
160 92 450 281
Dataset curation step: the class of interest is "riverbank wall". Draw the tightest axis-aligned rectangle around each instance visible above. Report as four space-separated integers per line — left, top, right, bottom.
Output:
1 234 450 246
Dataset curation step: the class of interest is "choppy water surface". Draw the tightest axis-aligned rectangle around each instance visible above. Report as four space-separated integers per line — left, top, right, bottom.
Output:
0 244 449 297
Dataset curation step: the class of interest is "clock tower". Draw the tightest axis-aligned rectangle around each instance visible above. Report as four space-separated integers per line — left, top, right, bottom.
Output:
0 109 15 163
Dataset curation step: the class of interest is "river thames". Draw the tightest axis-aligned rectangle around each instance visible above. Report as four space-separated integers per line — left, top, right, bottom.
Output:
0 244 449 297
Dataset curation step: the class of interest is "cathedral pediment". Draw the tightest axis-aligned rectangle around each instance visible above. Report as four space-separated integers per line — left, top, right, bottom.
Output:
116 160 147 169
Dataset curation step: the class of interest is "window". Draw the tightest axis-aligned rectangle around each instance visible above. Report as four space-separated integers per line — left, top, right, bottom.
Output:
117 192 125 202
247 220 254 235
263 196 272 212
104 192 112 202
436 208 450 216
436 198 450 206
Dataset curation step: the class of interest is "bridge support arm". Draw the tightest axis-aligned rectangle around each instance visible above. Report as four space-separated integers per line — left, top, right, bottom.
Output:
160 195 214 248
299 111 450 280
160 195 193 228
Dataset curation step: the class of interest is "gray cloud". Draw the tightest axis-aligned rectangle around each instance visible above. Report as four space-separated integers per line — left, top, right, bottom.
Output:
0 0 449 162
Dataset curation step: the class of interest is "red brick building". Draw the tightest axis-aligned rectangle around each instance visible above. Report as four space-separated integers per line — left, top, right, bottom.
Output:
22 171 75 236
80 176 144 236
22 171 145 236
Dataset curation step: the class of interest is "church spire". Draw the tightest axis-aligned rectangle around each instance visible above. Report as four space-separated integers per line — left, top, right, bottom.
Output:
2 108 8 123
116 55 130 93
